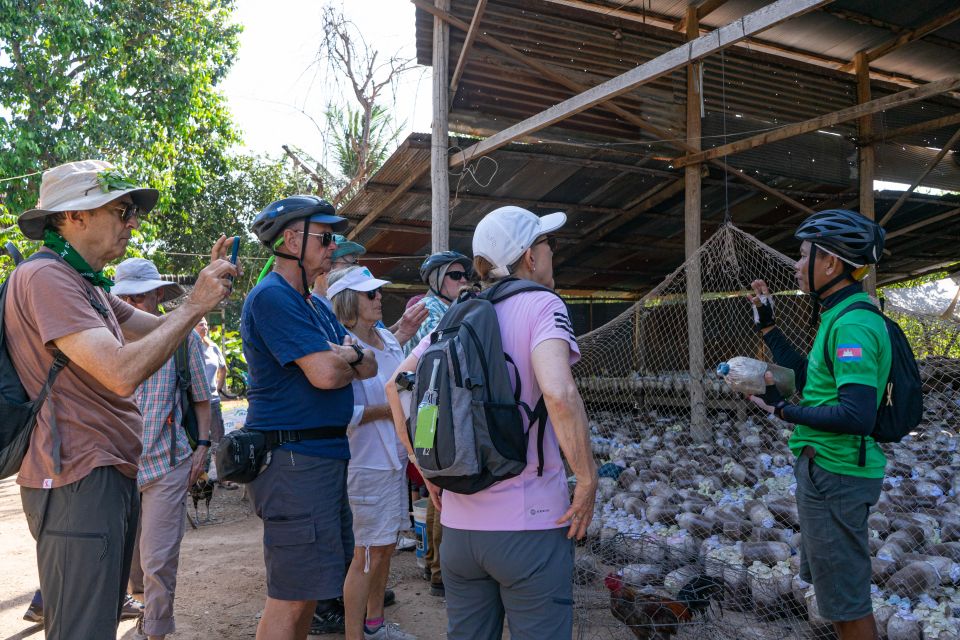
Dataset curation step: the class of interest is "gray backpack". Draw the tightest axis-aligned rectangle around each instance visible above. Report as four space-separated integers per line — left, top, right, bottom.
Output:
409 279 562 494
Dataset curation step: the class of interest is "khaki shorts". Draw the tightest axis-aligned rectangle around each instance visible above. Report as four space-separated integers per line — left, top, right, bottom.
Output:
347 466 407 548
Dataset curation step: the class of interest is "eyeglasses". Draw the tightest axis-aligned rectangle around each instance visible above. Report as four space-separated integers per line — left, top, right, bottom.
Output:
533 236 558 252
119 292 151 303
295 230 335 247
364 288 381 300
104 202 143 224
445 271 468 281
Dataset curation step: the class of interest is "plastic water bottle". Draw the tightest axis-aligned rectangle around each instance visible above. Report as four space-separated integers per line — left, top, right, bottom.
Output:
716 357 795 396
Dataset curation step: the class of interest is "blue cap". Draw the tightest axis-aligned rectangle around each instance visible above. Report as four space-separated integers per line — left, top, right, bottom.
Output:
331 234 366 259
307 213 348 233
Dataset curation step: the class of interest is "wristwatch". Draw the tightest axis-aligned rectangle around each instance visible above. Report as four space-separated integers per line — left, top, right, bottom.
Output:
196 439 211 448
349 343 364 366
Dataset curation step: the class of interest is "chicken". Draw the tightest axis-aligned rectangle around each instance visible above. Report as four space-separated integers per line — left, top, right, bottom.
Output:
604 572 724 640
189 472 215 523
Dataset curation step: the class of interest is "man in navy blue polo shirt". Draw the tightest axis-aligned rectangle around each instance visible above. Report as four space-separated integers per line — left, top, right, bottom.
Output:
241 195 377 640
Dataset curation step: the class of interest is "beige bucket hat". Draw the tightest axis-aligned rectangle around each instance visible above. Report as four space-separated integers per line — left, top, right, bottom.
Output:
18 159 159 240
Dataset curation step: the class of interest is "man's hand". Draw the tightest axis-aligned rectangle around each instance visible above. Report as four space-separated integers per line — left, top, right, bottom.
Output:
424 477 443 512
747 279 776 334
188 445 209 485
186 236 240 313
557 476 596 540
391 301 429 345
748 371 787 417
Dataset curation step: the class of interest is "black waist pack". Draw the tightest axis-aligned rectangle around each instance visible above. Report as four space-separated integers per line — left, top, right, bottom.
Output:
215 426 348 483
215 429 270 484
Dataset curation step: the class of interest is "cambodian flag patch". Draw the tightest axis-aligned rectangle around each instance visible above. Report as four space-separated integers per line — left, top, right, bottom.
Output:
836 344 863 362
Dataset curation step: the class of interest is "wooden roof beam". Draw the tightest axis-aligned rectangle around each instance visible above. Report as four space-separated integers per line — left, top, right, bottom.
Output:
838 6 960 72
553 178 687 268
886 206 960 240
347 155 429 240
879 126 960 226
672 75 960 168
449 0 487 103
675 0 731 32
418 0 815 217
446 0 832 168
862 111 960 144
538 0 945 91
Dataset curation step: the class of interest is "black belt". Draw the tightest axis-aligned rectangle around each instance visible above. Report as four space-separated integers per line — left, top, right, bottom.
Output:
265 427 347 446
800 445 816 459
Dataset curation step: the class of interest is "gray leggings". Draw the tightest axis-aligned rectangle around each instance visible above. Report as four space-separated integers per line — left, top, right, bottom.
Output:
441 526 574 640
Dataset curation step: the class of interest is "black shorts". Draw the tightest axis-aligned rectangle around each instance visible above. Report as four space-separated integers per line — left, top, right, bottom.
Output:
794 453 881 621
248 450 353 601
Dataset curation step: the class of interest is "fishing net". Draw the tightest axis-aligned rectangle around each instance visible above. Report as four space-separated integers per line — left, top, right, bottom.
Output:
571 224 960 640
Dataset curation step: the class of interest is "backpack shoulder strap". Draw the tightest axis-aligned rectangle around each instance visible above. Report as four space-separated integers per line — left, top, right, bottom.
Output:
480 278 562 306
174 339 191 384
822 301 883 376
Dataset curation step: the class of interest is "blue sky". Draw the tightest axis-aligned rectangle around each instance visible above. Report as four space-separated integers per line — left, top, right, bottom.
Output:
220 0 433 165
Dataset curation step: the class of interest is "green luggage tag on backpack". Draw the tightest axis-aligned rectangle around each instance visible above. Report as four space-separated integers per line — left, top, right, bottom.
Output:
413 359 442 450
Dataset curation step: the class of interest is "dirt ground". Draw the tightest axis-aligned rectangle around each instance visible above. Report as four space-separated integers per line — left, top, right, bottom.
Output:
0 475 452 640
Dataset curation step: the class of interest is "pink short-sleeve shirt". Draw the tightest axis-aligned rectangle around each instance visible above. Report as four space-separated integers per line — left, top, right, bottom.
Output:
412 289 580 531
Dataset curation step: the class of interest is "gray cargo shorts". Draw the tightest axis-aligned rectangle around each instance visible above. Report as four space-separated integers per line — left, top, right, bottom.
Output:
794 449 882 622
247 450 353 601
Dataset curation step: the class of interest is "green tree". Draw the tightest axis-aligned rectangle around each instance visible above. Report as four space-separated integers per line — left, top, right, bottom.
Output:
0 0 241 245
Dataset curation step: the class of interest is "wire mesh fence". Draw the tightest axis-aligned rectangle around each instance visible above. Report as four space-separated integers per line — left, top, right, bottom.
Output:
572 224 960 640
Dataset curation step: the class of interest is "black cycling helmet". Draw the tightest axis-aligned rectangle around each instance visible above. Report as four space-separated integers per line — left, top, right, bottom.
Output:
251 195 347 247
419 251 472 283
794 209 885 266
251 195 348 297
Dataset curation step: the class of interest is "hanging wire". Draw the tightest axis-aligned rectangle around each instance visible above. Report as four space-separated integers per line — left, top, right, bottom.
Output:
721 48 732 224
0 169 43 183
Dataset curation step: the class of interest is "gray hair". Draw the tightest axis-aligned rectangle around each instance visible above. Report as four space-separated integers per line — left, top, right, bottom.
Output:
328 265 363 329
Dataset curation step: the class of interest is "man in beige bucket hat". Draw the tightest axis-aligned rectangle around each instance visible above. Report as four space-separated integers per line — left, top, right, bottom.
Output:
5 159 239 639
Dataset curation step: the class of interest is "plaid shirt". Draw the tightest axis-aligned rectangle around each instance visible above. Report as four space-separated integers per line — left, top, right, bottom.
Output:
135 330 211 486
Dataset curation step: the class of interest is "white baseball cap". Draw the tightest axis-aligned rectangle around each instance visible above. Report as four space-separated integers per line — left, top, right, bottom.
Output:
327 266 391 300
472 206 566 278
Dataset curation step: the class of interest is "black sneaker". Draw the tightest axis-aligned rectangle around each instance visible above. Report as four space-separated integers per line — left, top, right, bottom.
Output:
311 609 346 635
23 602 43 622
384 589 396 607
430 581 445 597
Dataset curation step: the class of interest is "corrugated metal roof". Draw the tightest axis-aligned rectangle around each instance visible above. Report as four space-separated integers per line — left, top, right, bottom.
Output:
339 133 960 294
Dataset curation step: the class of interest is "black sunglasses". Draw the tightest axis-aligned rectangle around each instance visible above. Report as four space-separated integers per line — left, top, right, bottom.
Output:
105 202 143 224
364 288 382 300
296 230 335 247
533 236 558 252
445 271 468 281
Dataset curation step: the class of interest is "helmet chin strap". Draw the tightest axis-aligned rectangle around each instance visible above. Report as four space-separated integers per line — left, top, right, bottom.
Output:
429 263 455 303
272 224 312 299
807 244 852 326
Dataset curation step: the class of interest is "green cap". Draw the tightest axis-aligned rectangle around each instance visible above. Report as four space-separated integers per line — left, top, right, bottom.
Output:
331 234 366 260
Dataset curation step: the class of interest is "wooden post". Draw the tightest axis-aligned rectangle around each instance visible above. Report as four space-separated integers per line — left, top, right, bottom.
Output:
855 52 877 297
431 0 451 252
684 7 709 442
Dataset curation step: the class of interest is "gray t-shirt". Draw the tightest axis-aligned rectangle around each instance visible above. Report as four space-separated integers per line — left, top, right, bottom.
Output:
201 341 225 401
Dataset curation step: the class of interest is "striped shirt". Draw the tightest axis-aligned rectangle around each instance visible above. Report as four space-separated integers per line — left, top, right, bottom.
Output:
135 330 210 486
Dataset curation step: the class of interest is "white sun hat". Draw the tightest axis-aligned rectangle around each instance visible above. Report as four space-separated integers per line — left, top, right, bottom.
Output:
327 266 391 300
472 206 566 278
112 258 185 303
